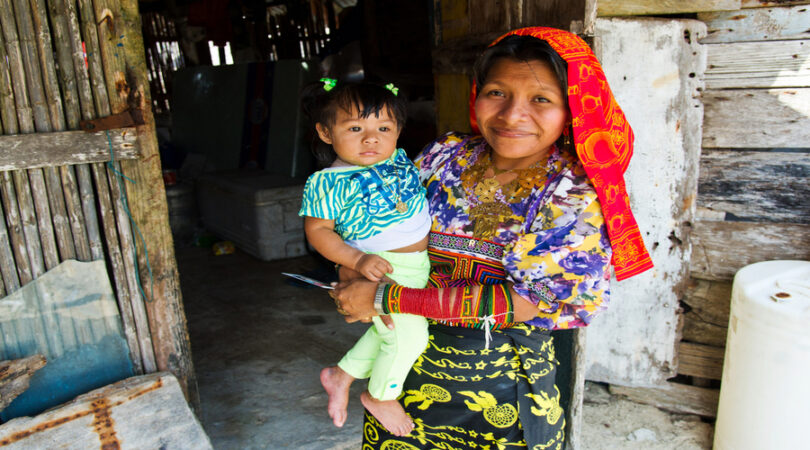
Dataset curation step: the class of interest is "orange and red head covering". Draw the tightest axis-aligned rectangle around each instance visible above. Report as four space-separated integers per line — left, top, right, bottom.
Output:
470 27 653 281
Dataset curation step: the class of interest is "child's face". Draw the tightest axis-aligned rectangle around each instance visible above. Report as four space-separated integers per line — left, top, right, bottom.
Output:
315 105 401 166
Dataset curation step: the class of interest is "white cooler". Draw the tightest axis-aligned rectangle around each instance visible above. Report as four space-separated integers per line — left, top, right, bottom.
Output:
196 170 307 261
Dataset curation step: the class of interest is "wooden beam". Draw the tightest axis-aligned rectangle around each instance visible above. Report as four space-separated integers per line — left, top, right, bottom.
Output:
700 5 810 43
525 0 588 31
697 149 810 223
439 0 469 41
741 0 810 8
0 354 46 412
435 73 472 135
678 341 725 380
0 128 139 171
597 0 740 16
691 221 810 281
682 278 732 347
702 88 810 148
610 382 719 417
705 40 810 89
567 328 587 450
432 33 496 75
0 373 212 448
470 0 507 34
119 0 200 412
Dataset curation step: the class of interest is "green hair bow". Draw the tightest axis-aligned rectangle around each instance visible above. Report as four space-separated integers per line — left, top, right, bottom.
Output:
320 77 337 92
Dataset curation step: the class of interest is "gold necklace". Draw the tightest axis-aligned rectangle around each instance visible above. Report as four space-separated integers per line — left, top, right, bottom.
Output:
370 165 408 213
460 149 549 238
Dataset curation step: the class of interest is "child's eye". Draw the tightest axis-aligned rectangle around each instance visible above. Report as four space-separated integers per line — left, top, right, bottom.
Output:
379 126 390 132
349 126 362 132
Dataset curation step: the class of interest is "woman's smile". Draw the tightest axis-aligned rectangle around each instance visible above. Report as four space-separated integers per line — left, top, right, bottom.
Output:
490 127 536 138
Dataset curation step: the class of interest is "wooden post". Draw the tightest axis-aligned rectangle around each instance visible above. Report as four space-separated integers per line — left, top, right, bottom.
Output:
117 0 199 410
75 0 148 376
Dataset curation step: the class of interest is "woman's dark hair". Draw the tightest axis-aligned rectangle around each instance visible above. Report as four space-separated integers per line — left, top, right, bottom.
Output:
301 81 408 167
473 35 572 152
473 35 568 100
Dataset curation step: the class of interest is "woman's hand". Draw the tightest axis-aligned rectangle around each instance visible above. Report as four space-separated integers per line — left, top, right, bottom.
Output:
331 278 378 323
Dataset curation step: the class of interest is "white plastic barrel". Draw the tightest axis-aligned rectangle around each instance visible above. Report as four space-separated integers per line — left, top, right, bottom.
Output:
714 260 810 450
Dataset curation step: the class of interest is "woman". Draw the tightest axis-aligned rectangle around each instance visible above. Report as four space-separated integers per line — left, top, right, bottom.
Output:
331 27 653 449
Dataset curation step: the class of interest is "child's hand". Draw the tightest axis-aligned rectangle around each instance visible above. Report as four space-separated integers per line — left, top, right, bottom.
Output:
354 254 393 282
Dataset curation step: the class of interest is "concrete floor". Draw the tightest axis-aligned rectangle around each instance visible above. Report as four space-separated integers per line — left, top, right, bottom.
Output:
178 246 713 449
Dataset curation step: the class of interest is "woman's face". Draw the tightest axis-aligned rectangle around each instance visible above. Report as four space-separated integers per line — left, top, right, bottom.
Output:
474 57 569 169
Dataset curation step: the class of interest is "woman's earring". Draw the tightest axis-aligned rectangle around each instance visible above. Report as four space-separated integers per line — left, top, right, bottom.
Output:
563 127 572 146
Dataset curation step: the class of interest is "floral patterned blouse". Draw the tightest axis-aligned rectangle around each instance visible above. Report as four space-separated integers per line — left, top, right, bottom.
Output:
416 132 612 329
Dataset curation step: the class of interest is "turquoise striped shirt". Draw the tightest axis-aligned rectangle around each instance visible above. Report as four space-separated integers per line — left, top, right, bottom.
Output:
299 148 428 242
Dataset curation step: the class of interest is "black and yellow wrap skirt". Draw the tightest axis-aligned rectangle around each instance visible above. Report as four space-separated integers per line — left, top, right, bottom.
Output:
362 322 565 449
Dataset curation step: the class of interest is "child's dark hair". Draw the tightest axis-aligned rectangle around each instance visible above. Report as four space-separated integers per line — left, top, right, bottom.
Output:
301 81 408 167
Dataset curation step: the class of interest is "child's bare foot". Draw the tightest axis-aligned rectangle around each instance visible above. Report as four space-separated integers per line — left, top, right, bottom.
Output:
320 366 353 427
361 391 414 437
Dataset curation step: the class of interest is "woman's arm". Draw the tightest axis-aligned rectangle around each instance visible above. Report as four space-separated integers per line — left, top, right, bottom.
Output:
333 279 537 325
304 216 393 281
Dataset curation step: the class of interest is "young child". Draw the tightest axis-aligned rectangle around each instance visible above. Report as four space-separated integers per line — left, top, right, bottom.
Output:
299 80 430 437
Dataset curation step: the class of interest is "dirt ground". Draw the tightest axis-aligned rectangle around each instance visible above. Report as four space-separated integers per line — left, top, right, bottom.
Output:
178 248 714 449
580 383 713 449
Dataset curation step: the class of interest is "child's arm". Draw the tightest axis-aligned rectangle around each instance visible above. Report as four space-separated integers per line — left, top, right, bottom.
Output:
304 216 393 282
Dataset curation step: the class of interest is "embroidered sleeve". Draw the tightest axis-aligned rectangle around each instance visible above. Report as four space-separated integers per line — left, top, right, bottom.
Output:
298 171 345 220
504 166 612 330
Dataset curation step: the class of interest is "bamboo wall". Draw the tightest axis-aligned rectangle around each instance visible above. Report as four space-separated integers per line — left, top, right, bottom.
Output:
0 0 196 406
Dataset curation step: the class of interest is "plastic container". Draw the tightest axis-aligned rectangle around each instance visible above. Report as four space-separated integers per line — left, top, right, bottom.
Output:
196 170 307 261
714 260 810 450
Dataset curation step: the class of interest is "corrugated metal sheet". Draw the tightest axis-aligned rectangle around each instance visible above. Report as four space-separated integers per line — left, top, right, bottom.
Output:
0 260 134 419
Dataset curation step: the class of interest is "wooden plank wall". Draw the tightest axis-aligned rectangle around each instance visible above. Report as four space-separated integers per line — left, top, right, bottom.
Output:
684 0 810 380
596 0 810 416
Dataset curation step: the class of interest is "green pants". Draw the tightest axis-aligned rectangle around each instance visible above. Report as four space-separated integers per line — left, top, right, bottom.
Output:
338 249 429 401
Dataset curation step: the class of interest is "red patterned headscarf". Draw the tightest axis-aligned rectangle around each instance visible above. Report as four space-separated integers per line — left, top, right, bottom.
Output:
470 27 653 281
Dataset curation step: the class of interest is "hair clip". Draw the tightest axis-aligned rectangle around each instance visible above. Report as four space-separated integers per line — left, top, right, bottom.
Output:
384 83 399 96
320 77 337 92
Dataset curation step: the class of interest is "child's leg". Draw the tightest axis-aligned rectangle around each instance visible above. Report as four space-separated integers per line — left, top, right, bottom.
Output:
363 313 429 436
337 324 382 379
366 314 428 400
319 366 354 427
322 325 382 427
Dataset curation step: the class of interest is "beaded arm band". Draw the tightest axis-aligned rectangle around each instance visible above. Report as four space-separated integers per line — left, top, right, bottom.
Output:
377 283 515 328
